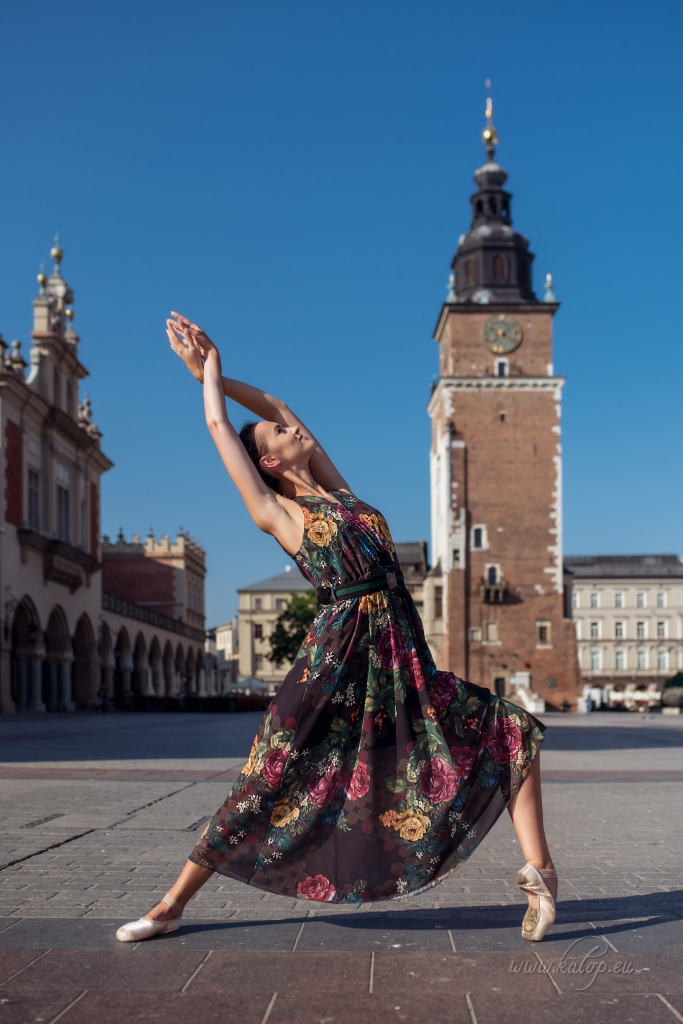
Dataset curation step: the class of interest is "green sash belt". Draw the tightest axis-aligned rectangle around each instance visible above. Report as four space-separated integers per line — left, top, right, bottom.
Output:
318 571 405 605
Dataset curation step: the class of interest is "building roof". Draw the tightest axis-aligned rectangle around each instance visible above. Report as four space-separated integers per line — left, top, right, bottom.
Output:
564 555 683 580
238 569 313 593
395 541 429 575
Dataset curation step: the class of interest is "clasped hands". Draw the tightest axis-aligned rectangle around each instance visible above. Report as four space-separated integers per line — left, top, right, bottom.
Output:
166 312 218 382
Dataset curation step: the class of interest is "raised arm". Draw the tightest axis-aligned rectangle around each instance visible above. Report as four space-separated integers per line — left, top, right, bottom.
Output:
168 312 349 493
166 321 304 554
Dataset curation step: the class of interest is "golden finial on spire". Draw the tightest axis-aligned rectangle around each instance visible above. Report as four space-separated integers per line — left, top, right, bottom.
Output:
50 234 64 275
482 80 498 162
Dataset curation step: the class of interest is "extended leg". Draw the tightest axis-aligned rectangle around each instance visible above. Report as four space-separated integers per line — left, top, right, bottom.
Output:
507 753 557 901
144 860 214 921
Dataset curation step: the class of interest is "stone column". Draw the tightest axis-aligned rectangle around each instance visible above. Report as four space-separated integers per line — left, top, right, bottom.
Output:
48 662 60 711
29 656 46 712
121 667 132 697
198 667 207 697
16 656 29 712
59 661 74 712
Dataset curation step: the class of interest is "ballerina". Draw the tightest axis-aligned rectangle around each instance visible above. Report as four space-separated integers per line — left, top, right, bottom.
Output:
116 312 557 943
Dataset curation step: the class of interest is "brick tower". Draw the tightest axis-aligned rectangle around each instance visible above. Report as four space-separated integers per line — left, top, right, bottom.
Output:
426 99 581 710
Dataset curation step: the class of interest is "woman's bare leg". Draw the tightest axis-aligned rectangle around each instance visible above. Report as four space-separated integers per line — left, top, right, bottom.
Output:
507 754 557 899
144 861 214 921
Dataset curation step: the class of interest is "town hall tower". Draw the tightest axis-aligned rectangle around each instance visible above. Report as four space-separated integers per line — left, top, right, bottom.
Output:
426 101 581 710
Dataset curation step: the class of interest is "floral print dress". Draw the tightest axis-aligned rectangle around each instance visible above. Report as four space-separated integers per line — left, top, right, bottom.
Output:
191 490 545 903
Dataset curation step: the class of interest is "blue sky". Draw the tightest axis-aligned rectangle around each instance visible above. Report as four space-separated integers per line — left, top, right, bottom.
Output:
1 0 681 625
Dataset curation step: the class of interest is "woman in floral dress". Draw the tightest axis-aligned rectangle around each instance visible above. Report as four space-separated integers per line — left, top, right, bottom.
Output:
115 313 557 943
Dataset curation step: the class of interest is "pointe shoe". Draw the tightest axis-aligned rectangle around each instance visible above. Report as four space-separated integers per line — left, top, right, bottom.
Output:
116 893 182 943
517 863 556 942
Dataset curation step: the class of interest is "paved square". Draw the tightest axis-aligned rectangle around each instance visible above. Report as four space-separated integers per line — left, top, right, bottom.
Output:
0 710 682 1022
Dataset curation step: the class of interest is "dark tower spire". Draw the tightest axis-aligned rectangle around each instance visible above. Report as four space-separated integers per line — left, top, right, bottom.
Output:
450 98 537 304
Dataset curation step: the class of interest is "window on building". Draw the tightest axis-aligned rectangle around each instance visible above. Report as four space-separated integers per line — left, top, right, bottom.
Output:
537 622 551 645
572 592 579 609
434 587 443 620
485 621 498 642
590 650 601 671
657 592 666 608
636 592 645 608
254 598 262 610
657 621 666 639
493 255 506 282
254 654 263 671
574 621 581 639
636 621 646 639
473 528 482 549
452 549 460 567
275 598 285 611
495 359 509 377
658 650 668 671
614 621 624 639
615 592 624 608
254 624 263 639
469 627 482 642
80 496 87 548
28 470 40 531
590 621 600 639
637 649 647 670
56 485 70 542
590 592 599 608
487 565 498 585
615 649 625 670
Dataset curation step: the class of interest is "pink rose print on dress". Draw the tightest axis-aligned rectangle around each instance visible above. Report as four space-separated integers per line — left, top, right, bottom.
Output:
307 765 344 806
297 874 337 902
420 756 459 804
347 762 371 800
377 622 409 671
407 648 426 691
336 506 372 531
262 749 288 788
429 671 457 716
487 717 523 764
450 746 476 781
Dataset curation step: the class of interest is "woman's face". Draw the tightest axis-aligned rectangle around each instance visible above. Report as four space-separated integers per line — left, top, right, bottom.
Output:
255 421 316 476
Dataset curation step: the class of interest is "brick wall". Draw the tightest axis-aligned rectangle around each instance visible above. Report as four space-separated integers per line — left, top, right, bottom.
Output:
102 553 177 618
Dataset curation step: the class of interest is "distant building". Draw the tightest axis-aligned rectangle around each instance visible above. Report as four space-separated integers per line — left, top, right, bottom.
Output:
565 554 683 690
102 528 206 630
209 617 239 691
237 568 313 692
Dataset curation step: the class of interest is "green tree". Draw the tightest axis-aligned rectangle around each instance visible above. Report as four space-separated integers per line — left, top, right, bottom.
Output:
269 591 319 666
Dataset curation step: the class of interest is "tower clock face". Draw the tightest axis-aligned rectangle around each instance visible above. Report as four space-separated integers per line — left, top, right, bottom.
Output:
482 314 523 354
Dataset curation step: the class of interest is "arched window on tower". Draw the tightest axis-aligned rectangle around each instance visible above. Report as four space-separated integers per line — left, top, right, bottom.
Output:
493 255 507 282
487 197 497 216
465 260 476 285
475 200 483 218
500 200 509 219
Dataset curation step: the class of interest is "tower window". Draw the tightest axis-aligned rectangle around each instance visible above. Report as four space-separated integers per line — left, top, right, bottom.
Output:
496 359 509 377
473 528 482 549
537 622 551 645
465 259 476 285
475 200 483 218
487 198 497 216
487 565 497 585
452 548 460 567
434 586 443 620
493 255 506 282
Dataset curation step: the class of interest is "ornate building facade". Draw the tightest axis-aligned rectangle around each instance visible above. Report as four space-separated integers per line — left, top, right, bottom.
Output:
0 243 209 713
426 103 581 711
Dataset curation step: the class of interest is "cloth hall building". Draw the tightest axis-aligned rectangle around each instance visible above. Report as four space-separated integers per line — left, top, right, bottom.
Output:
0 242 210 714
